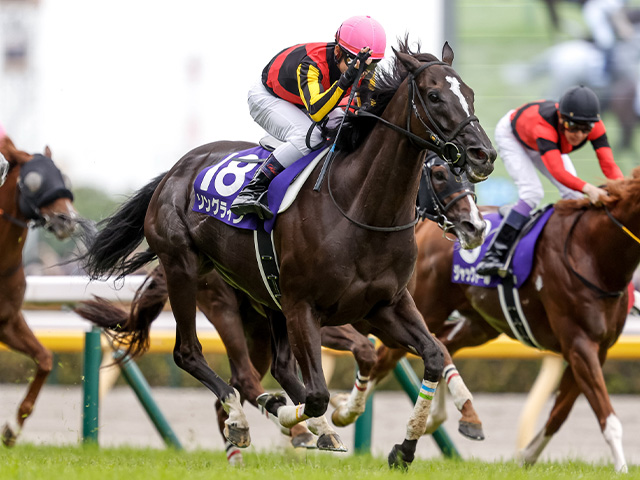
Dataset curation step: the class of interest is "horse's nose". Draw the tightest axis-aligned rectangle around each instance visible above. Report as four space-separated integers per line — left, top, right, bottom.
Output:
458 218 486 249
467 146 497 165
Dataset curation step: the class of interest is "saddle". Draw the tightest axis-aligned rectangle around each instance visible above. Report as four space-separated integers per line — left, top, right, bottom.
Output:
452 205 554 289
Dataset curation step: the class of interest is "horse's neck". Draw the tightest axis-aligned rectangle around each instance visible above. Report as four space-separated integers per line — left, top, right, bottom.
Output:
0 138 31 166
586 206 640 288
333 126 423 225
0 169 27 269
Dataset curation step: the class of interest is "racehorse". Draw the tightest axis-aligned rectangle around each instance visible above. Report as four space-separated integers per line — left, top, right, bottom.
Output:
0 134 94 446
79 39 496 469
75 153 482 461
368 169 640 472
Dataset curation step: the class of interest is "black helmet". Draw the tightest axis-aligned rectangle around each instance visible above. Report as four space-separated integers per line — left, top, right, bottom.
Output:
558 85 601 123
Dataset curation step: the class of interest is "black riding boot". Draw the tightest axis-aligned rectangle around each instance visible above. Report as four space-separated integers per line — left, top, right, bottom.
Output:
476 209 529 277
230 155 285 220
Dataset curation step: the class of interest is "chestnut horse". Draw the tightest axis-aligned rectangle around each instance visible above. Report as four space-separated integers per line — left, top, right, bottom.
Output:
75 152 482 462
370 169 640 472
0 134 94 446
79 40 495 469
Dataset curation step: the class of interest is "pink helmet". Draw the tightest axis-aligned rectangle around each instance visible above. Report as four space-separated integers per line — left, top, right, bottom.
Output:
335 16 386 60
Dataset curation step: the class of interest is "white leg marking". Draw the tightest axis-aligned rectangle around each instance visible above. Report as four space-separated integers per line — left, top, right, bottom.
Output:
516 427 551 466
603 414 627 473
306 415 336 437
222 388 249 431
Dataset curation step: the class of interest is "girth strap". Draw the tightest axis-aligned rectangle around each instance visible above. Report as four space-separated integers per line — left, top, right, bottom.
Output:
254 224 282 309
497 274 544 350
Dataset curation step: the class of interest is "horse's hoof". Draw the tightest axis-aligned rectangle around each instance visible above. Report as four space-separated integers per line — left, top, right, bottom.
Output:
224 423 251 448
1 423 18 448
388 444 412 471
316 432 348 452
329 393 349 408
458 420 484 441
291 432 317 449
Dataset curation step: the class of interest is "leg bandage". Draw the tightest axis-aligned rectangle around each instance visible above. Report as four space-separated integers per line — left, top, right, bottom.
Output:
443 364 473 411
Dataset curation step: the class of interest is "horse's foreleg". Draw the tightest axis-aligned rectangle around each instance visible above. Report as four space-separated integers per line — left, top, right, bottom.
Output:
370 291 443 470
270 305 345 452
320 325 376 427
0 314 53 447
161 254 250 448
562 336 626 472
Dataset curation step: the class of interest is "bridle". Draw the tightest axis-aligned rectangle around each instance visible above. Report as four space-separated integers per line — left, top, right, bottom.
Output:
419 155 477 238
356 60 478 176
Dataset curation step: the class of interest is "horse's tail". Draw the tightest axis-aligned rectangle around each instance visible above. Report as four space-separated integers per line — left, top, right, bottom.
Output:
73 267 169 359
81 171 167 280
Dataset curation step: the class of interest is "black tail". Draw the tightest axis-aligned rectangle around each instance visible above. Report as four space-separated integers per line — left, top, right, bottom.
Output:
80 171 167 280
73 266 169 360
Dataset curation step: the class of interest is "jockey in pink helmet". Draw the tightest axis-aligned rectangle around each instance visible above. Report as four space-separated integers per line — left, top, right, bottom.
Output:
231 16 386 220
336 15 386 60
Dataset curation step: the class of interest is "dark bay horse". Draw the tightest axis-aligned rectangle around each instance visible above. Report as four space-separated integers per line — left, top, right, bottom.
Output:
75 153 483 460
369 170 640 472
80 40 495 468
0 134 93 446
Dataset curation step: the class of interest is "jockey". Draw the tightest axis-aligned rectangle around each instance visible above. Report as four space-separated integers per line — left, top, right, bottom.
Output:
230 15 386 220
476 85 624 277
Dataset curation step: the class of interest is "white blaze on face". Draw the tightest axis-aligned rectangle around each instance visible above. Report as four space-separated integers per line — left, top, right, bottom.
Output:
445 76 470 116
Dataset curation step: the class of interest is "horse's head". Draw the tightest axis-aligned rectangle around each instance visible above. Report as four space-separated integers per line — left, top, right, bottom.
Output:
420 155 486 249
394 42 496 182
0 152 8 188
18 149 84 240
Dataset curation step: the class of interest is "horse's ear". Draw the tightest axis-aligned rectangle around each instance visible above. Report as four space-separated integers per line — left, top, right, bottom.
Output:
442 42 454 66
395 48 422 73
44 145 52 158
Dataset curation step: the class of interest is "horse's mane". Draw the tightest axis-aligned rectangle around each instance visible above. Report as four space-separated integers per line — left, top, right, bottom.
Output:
0 135 31 166
329 35 440 152
554 166 640 215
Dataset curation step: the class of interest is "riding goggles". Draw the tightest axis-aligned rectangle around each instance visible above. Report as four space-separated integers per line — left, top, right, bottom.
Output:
562 118 594 133
342 49 380 71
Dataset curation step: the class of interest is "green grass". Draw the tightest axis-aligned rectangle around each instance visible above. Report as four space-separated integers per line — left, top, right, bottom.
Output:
0 444 637 480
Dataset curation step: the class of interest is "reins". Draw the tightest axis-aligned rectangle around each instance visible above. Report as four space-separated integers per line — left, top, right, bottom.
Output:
355 60 478 174
564 204 639 298
321 60 479 233
0 208 32 229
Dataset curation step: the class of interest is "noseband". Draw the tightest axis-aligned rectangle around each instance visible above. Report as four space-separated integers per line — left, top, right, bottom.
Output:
419 156 477 236
357 60 478 175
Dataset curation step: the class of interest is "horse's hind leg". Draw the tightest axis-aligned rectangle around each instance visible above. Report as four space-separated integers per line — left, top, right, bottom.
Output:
0 313 53 446
159 252 250 448
320 325 377 427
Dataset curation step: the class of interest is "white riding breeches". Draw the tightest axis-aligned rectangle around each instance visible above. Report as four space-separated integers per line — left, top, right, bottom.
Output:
494 110 583 209
247 81 344 168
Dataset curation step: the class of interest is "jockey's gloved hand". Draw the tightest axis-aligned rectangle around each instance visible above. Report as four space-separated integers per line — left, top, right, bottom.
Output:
338 48 371 89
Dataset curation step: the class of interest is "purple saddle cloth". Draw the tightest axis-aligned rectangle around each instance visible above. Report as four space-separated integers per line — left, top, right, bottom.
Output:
192 146 322 233
451 207 554 288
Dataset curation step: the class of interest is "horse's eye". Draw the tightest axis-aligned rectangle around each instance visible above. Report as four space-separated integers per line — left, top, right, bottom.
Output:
428 92 440 103
434 170 446 181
